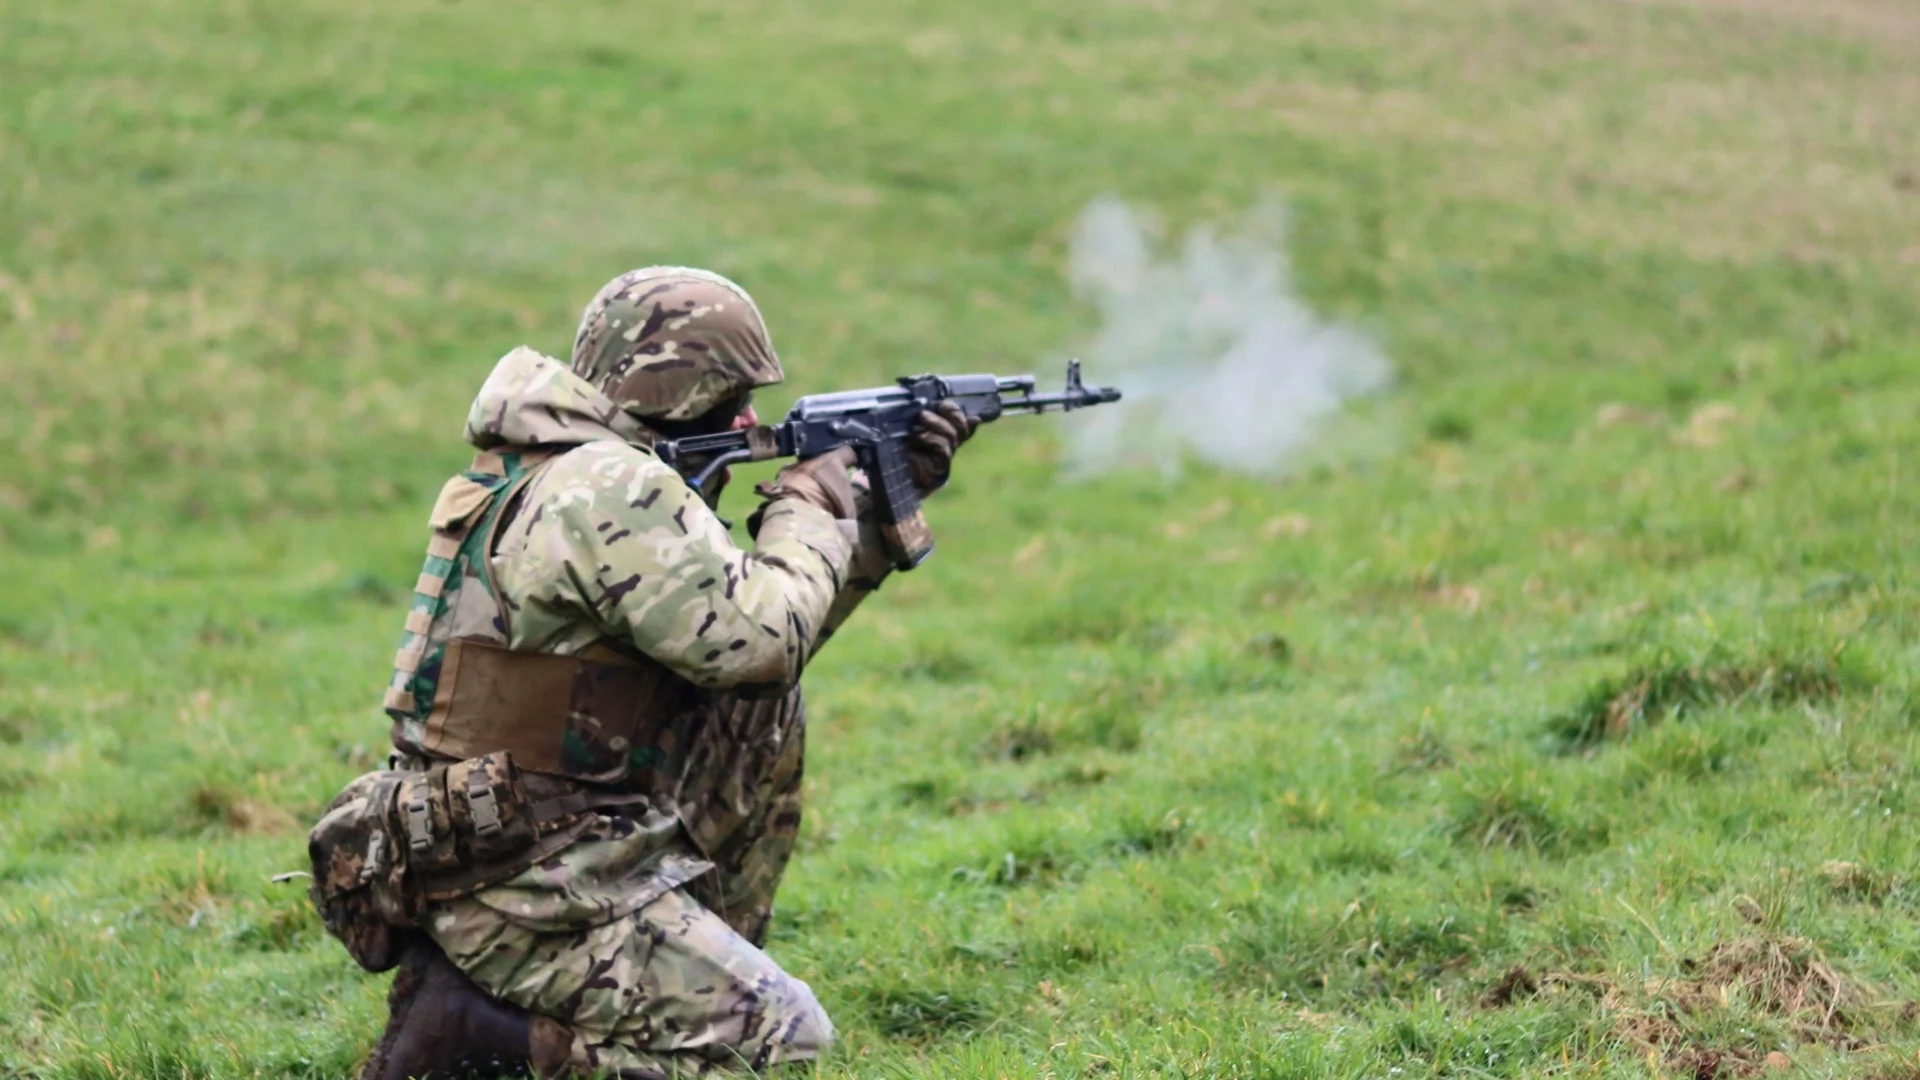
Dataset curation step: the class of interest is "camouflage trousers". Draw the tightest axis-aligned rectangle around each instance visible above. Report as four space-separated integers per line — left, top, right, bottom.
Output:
425 884 832 1077
415 687 818 1075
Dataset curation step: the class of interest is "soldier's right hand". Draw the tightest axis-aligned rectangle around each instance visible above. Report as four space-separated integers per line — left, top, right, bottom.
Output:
907 401 977 494
754 446 859 521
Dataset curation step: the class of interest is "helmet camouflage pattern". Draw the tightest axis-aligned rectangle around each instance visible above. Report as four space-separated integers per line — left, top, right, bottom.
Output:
571 266 785 422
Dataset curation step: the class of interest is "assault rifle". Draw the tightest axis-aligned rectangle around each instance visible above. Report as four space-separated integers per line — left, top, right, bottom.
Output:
654 359 1122 571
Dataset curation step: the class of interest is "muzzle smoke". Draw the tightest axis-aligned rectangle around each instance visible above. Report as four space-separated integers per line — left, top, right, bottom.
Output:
1061 196 1392 477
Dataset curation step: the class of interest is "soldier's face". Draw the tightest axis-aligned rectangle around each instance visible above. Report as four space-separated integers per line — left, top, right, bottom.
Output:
661 394 758 508
697 400 758 503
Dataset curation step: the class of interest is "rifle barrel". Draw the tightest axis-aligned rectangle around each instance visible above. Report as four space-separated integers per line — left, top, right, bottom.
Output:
1003 387 1123 412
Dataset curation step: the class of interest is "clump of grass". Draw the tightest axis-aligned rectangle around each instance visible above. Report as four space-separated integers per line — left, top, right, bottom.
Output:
0 706 38 744
1312 835 1398 874
1019 926 1109 972
1214 903 1328 998
190 783 297 835
991 849 1063 886
980 677 1159 761
955 812 1194 890
948 938 1018 968
1276 788 1338 831
1444 764 1607 855
49 1036 225 1080
1425 410 1474 444
1221 898 1501 1003
1057 676 1157 752
341 571 401 605
1013 583 1153 647
226 899 321 952
1493 881 1546 914
900 647 979 683
1548 651 1863 750
1050 761 1114 787
944 789 1043 818
895 775 958 808
863 987 991 1041
953 840 1077 889
1245 630 1293 663
1625 720 1765 783
0 760 39 795
1108 808 1193 858
1243 573 1316 612
1820 860 1903 905
980 715 1055 762
1385 721 1454 774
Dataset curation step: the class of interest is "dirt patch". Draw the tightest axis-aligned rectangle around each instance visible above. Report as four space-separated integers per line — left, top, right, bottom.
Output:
1481 964 1540 1008
1485 935 1902 1076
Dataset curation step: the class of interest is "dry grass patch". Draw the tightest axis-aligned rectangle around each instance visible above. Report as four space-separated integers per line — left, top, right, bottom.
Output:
1488 934 1904 1077
1631 0 1920 53
190 783 297 836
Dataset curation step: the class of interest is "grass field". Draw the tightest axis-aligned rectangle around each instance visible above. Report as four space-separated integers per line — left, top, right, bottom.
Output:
4 0 1920 1076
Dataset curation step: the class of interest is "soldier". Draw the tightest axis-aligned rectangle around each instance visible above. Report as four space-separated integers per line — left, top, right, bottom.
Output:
357 266 975 1078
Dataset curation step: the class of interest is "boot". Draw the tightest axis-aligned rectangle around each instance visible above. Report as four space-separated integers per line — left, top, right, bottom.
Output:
361 939 574 1080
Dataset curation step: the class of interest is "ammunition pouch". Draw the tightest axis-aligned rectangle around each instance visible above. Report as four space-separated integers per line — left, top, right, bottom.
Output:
422 638 695 785
307 772 415 973
306 751 628 973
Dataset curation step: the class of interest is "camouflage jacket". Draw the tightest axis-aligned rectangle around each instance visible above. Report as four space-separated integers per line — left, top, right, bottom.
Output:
392 347 896 941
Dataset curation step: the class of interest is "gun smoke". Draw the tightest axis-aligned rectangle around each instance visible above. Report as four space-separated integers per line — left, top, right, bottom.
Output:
1061 196 1392 477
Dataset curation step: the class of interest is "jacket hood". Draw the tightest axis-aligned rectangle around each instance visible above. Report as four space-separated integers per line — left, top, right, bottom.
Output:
464 346 655 451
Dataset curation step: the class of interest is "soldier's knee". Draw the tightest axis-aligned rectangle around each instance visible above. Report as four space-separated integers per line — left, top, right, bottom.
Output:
774 975 835 1059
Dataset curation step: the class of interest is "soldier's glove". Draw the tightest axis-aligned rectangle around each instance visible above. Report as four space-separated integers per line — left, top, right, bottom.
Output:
753 446 859 522
907 401 977 494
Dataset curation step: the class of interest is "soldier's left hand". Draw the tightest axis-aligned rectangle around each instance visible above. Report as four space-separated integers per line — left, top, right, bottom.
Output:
907 401 977 494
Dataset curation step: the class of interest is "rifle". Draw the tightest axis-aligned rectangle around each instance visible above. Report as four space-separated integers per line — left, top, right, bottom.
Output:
654 359 1122 570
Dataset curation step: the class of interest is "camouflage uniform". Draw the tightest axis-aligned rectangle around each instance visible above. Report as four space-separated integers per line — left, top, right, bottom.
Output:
387 268 898 1077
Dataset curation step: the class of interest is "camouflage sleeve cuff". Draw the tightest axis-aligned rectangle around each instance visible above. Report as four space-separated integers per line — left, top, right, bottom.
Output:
751 497 855 588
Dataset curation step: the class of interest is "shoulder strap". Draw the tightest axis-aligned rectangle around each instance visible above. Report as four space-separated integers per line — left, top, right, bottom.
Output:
473 457 554 644
381 449 553 719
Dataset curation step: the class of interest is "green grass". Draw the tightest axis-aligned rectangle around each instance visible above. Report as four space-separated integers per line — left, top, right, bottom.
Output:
4 0 1920 1076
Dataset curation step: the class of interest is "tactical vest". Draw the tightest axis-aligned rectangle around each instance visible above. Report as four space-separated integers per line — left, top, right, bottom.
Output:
381 447 701 788
309 447 713 973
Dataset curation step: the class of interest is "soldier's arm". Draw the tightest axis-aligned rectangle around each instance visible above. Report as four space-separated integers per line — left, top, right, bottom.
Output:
813 469 894 650
519 442 852 693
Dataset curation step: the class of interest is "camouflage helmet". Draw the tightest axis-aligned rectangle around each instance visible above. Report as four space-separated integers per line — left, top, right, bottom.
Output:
570 266 785 422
